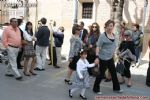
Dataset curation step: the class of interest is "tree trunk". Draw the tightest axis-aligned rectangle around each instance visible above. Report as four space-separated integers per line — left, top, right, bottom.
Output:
112 0 124 44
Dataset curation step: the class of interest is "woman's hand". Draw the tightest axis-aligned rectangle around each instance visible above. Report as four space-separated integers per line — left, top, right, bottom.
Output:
89 45 93 48
32 36 37 41
94 58 99 65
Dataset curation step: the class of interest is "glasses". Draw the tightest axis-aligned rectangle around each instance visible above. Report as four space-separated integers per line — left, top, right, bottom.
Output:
11 20 18 23
92 26 97 28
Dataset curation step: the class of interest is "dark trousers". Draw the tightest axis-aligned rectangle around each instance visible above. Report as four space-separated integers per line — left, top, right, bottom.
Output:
48 45 57 66
87 50 96 76
121 59 132 78
17 48 23 68
146 62 150 87
93 58 120 92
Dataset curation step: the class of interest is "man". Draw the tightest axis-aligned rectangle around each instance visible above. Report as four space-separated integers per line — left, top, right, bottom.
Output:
53 26 64 68
35 18 50 71
79 21 88 47
2 18 22 80
17 18 24 69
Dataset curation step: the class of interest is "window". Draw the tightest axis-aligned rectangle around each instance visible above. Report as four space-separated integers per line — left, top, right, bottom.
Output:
82 2 93 19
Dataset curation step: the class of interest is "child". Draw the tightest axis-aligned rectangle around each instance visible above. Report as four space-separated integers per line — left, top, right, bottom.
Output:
69 49 99 100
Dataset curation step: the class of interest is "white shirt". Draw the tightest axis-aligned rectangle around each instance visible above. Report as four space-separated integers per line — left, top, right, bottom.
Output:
23 31 33 41
77 58 95 79
19 22 26 33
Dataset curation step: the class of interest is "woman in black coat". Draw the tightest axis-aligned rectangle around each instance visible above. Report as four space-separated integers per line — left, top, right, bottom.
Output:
118 30 135 87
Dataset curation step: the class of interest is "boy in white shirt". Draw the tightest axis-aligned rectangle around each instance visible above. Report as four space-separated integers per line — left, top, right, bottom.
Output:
69 49 99 100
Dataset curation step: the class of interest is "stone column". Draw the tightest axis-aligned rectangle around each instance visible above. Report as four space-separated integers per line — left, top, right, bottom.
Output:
93 0 99 22
142 0 148 33
73 0 78 24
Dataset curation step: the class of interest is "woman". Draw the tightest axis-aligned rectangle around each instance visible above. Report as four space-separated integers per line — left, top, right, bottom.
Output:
118 30 135 87
93 20 123 94
87 23 100 76
64 24 82 85
23 22 37 76
119 21 127 42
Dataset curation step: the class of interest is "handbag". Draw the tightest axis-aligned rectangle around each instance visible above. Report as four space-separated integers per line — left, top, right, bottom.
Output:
91 64 100 77
116 60 125 74
21 40 28 45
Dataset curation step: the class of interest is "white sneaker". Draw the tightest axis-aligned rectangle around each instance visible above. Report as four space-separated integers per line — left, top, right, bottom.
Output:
114 89 123 93
96 92 102 95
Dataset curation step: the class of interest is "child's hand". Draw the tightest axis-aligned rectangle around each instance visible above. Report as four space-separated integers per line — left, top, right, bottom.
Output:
94 58 99 65
80 77 84 80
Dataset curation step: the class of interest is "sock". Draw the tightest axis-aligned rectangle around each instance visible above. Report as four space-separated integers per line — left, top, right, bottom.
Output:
71 88 79 94
81 88 86 96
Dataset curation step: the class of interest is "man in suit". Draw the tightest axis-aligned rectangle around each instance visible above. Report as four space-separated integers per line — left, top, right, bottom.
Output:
79 21 88 46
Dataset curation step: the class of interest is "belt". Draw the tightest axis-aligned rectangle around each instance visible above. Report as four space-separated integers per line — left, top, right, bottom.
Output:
8 45 19 48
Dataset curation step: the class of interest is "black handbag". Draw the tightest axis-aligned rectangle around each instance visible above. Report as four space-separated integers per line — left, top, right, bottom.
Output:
116 60 125 75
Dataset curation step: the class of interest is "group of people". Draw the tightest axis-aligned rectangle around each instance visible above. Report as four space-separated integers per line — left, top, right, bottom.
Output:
1 16 149 99
1 17 64 80
64 20 147 99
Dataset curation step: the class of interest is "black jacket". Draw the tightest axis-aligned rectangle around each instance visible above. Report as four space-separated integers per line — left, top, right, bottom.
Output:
36 26 50 47
53 32 64 47
80 29 88 42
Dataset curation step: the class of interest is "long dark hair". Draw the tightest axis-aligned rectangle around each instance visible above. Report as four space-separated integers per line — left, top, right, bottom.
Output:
25 21 33 36
89 22 100 37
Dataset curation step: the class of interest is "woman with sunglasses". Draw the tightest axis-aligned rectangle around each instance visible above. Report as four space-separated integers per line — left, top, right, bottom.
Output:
118 30 136 87
64 24 82 85
87 22 100 76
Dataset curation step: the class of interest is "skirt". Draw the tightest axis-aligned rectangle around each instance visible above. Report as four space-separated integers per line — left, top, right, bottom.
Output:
71 70 90 89
69 55 79 71
23 41 36 58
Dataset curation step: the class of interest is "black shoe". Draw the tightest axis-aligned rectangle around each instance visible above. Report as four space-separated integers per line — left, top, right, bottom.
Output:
54 65 61 68
80 94 87 100
69 89 73 98
104 79 111 82
48 62 52 65
15 76 23 81
41 69 45 71
113 89 123 93
64 79 72 85
34 68 43 71
5 74 14 77
127 84 132 88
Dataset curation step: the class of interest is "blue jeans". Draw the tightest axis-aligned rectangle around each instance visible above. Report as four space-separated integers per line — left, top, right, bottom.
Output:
135 46 141 62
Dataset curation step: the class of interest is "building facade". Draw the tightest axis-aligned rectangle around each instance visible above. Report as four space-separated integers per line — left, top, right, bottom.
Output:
0 0 150 57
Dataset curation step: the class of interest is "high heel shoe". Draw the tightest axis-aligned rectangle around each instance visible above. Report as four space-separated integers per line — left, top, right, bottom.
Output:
64 79 72 85
30 71 37 75
80 94 87 100
23 71 30 76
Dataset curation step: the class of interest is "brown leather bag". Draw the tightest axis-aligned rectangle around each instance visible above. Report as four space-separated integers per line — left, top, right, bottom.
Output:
21 40 28 45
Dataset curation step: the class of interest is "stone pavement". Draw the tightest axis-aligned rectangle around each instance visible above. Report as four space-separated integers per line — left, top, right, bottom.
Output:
0 58 150 100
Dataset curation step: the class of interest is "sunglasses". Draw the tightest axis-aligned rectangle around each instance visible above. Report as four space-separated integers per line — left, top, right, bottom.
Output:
92 26 97 28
